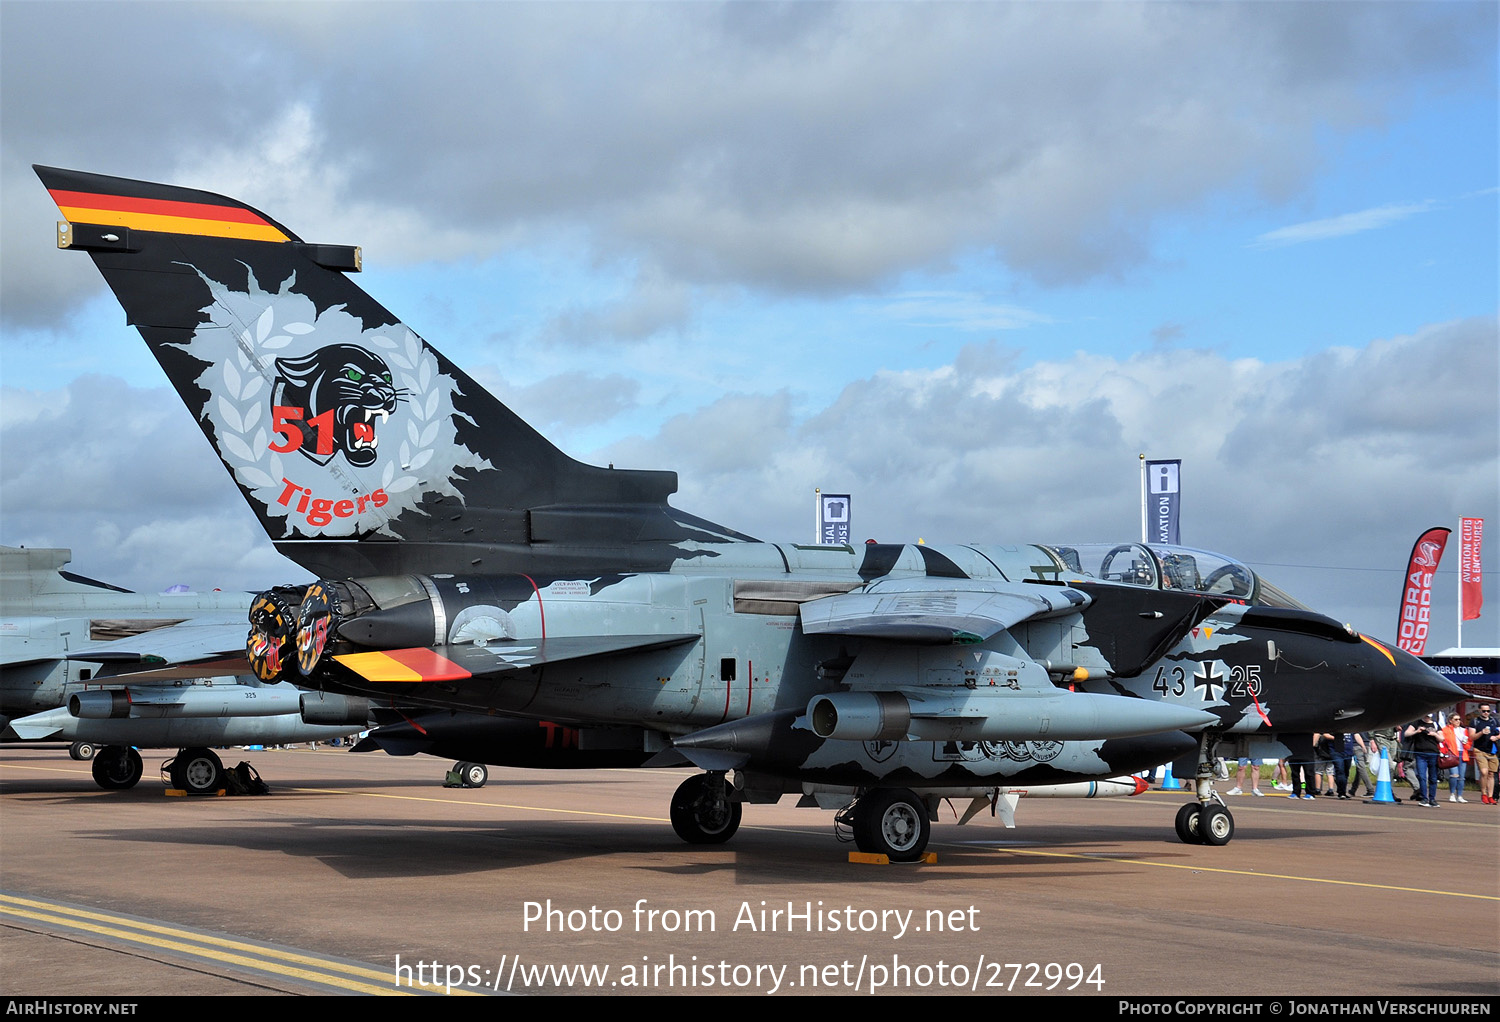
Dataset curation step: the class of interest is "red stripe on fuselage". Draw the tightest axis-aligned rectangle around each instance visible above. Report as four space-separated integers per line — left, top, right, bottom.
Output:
521 574 546 641
384 647 470 680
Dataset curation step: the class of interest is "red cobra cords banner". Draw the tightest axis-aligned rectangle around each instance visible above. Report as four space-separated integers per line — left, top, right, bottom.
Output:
1397 526 1450 655
1461 517 1484 621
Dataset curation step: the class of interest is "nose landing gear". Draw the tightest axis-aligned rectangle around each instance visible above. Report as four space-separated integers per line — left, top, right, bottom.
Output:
1173 735 1235 845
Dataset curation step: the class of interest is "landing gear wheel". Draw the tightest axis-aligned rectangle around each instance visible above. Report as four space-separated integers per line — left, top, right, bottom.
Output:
1199 804 1234 846
69 742 96 761
461 762 488 788
670 774 741 844
1174 802 1203 844
169 747 224 794
92 747 143 790
854 788 931 861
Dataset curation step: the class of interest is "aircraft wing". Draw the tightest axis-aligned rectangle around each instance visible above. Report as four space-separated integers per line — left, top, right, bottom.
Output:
65 618 249 672
334 633 701 683
799 577 1089 643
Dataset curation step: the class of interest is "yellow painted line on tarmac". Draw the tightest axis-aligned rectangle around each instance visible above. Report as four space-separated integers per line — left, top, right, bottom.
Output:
275 781 842 844
979 848 1499 901
282 784 672 823
0 762 92 775
0 892 473 995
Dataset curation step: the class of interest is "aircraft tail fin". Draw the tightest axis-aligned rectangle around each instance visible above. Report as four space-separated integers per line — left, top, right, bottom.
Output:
1 547 132 598
36 166 751 578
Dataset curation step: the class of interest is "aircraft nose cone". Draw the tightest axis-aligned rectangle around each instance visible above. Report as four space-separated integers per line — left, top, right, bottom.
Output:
1405 659 1469 709
1384 643 1468 720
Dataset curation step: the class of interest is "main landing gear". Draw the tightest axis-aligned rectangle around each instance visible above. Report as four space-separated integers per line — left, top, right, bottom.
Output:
91 746 144 790
665 774 936 861
669 773 742 844
845 788 932 862
1174 734 1235 845
87 746 267 794
444 761 488 788
166 747 225 795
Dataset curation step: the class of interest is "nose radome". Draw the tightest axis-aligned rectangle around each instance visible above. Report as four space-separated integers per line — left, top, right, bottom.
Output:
1388 644 1468 718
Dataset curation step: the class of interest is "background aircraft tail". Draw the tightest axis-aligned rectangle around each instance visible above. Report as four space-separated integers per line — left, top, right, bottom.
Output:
36 167 752 579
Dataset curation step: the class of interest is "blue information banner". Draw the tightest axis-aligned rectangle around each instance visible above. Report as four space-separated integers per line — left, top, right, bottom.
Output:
819 493 851 545
1145 460 1181 545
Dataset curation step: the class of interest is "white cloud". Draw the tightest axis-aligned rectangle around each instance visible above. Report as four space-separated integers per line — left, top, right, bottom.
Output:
2 317 1493 639
3 2 1492 324
1251 201 1437 248
873 292 1051 332
477 370 642 430
541 265 697 347
602 316 1498 638
0 2 1492 648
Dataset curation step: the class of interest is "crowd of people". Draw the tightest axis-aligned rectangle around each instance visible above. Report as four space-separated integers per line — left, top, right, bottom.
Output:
1157 704 1500 806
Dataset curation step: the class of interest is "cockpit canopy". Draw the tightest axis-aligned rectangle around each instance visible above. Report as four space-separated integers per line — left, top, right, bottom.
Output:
1041 543 1309 611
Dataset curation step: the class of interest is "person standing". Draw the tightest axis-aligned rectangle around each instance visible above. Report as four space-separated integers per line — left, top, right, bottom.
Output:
1470 705 1498 805
1441 713 1471 803
1325 732 1350 799
1311 733 1334 796
1287 745 1316 800
1226 757 1264 796
1404 714 1442 807
1347 732 1377 798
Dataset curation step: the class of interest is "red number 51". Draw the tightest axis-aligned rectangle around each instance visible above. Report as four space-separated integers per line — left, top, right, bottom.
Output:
270 406 335 456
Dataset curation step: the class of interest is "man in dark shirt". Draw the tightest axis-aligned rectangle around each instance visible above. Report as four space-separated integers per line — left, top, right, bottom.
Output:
1403 714 1442 807
1470 705 1498 805
1323 732 1350 798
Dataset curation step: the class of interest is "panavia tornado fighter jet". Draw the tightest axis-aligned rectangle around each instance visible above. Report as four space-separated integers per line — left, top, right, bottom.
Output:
36 166 1463 860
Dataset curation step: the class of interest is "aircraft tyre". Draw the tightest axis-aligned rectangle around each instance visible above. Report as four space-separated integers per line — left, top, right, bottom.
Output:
461 762 488 788
854 788 931 861
169 747 224 794
1199 804 1234 846
92 747 143 790
1174 802 1203 844
69 742 96 761
670 774 741 844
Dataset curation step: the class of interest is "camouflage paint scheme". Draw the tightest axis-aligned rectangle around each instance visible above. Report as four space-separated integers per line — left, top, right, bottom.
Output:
37 167 1462 856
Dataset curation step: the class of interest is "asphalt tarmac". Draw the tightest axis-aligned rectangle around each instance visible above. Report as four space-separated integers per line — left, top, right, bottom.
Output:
2 745 1496 997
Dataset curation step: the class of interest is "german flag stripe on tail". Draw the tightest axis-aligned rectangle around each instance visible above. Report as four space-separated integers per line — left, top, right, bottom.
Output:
334 648 473 683
48 187 290 243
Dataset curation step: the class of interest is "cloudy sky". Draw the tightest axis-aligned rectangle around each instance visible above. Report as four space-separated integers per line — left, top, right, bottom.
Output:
2 1 1495 649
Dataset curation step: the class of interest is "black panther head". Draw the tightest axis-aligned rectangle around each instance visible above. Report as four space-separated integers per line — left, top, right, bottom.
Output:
271 345 402 467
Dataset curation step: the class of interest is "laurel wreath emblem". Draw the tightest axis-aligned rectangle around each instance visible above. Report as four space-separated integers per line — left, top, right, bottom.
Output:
179 268 490 538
